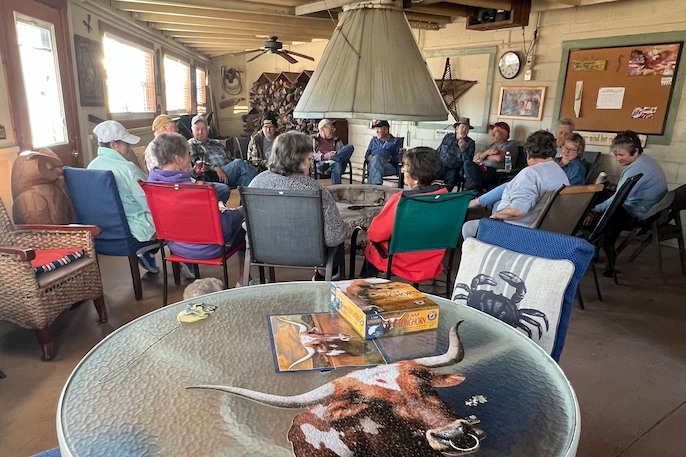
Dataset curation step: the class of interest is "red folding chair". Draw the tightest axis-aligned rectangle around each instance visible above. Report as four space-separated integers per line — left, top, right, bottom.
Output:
140 182 245 306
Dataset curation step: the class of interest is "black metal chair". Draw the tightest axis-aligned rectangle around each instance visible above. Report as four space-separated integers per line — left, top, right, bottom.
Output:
616 183 686 279
239 187 344 284
581 173 643 300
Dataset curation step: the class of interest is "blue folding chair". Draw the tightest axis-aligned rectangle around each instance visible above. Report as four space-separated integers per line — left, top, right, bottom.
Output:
474 218 594 361
64 167 157 300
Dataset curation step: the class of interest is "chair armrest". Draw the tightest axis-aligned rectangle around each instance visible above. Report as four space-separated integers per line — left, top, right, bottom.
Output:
7 228 98 255
14 224 101 236
0 246 36 262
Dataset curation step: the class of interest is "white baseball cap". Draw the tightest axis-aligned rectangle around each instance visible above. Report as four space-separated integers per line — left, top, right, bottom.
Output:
93 120 140 144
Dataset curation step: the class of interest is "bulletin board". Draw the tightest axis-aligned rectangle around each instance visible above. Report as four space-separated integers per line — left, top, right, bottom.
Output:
559 42 682 135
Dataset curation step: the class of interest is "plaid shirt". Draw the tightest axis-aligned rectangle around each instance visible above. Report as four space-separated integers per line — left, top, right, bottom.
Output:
437 133 475 169
188 138 233 172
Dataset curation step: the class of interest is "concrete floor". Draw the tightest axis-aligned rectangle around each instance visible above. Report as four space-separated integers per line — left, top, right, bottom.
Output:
1 217 685 456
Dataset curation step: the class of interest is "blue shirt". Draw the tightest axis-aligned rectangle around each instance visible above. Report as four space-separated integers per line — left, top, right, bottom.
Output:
498 160 570 227
365 136 402 166
88 146 155 242
594 153 667 219
555 157 587 186
437 133 475 169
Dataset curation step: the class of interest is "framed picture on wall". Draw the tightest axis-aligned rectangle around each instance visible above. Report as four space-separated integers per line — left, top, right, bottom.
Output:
74 35 105 107
497 86 546 120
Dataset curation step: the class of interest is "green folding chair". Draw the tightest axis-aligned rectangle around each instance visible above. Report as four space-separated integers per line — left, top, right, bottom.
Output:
351 190 475 297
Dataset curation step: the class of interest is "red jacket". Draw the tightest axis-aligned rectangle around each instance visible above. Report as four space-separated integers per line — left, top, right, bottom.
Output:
365 186 448 282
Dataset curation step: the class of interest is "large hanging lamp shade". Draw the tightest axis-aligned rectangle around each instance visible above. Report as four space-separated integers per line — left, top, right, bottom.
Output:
293 0 448 122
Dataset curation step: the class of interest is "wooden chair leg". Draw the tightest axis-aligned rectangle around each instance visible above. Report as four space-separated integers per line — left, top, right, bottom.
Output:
128 255 143 300
93 296 108 323
33 328 54 361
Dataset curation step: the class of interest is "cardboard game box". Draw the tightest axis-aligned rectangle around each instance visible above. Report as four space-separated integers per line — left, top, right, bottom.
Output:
330 279 440 339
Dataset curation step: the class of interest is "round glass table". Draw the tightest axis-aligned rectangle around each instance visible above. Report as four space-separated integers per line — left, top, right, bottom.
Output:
57 282 579 456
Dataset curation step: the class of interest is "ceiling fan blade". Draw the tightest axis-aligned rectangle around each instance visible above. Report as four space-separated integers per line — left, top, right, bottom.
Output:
276 50 298 64
247 50 268 62
284 50 314 61
231 48 262 57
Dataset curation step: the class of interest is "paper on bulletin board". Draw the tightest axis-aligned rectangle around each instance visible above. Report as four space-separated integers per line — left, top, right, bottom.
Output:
574 81 583 117
596 87 625 109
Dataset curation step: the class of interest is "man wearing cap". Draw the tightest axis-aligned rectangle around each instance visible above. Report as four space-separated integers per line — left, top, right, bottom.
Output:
145 114 230 203
247 112 279 171
88 120 159 273
189 115 257 192
312 119 355 185
463 121 519 192
437 117 475 191
143 114 178 172
365 120 403 185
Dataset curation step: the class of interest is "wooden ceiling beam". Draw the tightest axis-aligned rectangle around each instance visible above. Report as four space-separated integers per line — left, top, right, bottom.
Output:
135 13 334 38
414 0 513 10
112 1 334 28
163 30 310 42
295 0 356 16
113 0 294 15
404 4 467 17
404 11 454 24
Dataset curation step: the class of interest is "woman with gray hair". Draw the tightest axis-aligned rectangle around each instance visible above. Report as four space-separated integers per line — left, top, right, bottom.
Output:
248 131 346 278
147 132 246 280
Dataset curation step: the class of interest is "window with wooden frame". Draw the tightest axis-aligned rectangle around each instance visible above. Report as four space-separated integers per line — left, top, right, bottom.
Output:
195 66 207 114
163 53 191 114
101 28 155 121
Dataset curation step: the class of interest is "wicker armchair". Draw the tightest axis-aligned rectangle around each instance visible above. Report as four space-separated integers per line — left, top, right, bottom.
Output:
0 199 107 360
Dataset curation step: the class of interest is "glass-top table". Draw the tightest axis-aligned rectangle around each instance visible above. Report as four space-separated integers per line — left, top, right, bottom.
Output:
57 282 579 456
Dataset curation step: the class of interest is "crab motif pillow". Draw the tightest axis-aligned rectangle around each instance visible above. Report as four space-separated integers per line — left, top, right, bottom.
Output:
452 238 574 355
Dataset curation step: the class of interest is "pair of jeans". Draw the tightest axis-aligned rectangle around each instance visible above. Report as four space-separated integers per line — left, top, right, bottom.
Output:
463 161 499 191
367 155 398 185
220 159 258 189
316 145 355 185
442 164 464 191
207 182 230 203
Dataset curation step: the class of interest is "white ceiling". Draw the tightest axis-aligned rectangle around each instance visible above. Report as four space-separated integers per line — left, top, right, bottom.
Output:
104 0 621 58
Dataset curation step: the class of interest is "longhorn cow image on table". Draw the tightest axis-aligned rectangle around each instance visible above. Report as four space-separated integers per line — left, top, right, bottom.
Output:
188 321 485 456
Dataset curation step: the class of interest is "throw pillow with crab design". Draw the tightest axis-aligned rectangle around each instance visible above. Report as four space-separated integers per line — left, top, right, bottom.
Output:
452 237 574 356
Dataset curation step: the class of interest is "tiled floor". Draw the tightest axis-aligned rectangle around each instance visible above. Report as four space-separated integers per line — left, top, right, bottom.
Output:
1 219 685 456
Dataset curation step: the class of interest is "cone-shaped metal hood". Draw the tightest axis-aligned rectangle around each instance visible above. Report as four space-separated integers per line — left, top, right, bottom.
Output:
293 1 448 121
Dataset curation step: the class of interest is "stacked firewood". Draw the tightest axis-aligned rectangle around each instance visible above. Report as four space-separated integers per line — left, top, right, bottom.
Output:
242 71 317 137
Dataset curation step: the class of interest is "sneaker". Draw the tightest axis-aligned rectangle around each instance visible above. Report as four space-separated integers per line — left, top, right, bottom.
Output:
137 252 159 274
317 161 332 175
312 268 341 281
180 263 196 280
248 278 262 286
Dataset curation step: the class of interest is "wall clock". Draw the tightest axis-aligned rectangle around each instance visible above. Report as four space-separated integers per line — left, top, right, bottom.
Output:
498 51 522 79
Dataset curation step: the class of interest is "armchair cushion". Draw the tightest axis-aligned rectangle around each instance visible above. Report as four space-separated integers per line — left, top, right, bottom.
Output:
31 248 84 275
452 238 574 356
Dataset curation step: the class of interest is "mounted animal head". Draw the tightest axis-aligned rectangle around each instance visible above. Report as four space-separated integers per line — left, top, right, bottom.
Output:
188 321 485 456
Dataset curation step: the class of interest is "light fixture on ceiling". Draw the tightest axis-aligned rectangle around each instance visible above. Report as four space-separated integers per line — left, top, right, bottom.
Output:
293 0 448 122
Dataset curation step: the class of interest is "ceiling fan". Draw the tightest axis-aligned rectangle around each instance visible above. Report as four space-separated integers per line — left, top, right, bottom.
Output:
231 36 315 64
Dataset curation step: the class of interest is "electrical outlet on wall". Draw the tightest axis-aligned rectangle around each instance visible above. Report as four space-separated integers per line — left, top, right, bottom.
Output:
524 68 533 81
